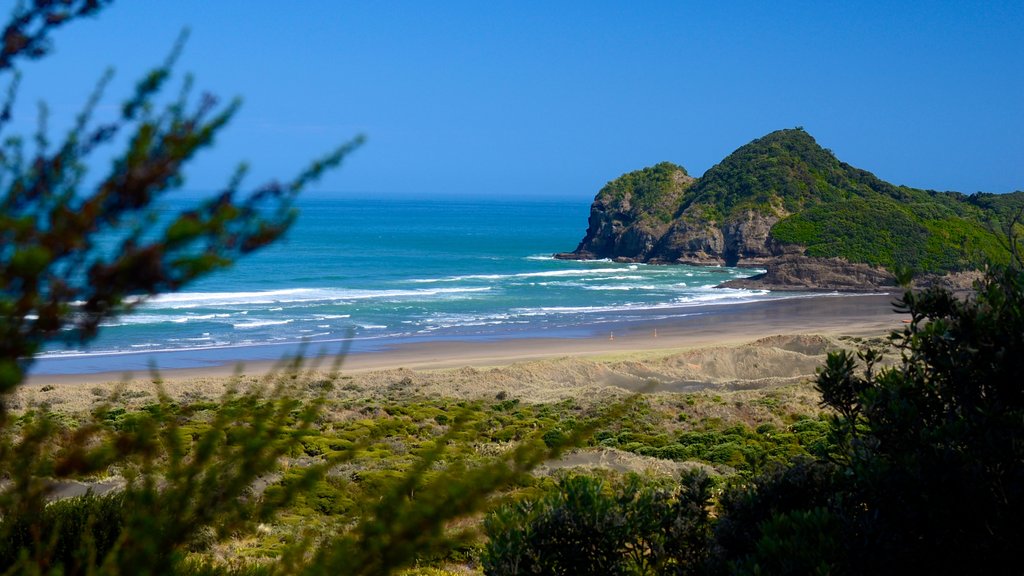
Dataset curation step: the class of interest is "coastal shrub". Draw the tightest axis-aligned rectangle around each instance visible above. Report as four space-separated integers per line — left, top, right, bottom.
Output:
0 492 126 571
599 413 831 477
710 458 847 575
0 378 332 574
714 263 1024 574
0 375 611 574
482 471 714 576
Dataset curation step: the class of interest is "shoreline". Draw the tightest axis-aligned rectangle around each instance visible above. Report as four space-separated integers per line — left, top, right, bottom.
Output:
24 293 905 387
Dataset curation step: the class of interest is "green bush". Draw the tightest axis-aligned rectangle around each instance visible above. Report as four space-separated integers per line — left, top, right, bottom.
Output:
0 492 126 571
715 264 1024 574
482 471 713 575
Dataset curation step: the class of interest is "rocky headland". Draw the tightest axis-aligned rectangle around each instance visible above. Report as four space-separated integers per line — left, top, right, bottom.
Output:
556 129 1024 291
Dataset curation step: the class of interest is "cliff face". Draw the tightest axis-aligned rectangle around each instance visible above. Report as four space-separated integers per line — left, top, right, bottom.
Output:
556 158 791 267
649 209 783 265
556 128 1021 291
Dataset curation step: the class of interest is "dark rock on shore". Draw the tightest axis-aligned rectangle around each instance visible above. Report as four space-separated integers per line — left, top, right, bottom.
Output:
717 255 896 292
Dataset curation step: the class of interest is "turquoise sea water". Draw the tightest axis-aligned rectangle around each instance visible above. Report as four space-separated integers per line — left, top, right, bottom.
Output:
32 197 789 374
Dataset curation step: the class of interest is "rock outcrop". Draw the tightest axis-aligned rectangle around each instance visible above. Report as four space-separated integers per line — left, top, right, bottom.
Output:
556 128 1019 291
648 209 785 266
719 255 897 292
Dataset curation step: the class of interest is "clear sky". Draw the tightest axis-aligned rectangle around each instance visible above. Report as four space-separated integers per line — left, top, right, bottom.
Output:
7 1 1024 199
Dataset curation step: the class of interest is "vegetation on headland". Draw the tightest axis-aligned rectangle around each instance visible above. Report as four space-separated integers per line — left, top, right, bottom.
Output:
572 128 1024 275
595 162 693 226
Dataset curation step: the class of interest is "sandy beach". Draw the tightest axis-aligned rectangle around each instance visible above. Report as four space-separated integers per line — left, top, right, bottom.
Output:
17 293 906 411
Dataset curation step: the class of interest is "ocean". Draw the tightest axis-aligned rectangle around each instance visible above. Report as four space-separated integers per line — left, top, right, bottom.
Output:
31 197 796 374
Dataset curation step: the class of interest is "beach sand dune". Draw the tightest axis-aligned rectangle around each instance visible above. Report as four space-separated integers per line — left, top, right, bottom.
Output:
17 333 891 411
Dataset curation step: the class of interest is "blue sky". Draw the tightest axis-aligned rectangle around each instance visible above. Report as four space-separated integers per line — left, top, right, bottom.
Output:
7 1 1024 199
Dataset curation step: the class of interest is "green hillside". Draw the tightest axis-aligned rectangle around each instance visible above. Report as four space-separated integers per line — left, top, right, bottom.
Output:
688 129 1012 271
574 128 1022 275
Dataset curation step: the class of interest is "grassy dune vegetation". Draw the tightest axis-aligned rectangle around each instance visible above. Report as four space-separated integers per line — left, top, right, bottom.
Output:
2 367 834 573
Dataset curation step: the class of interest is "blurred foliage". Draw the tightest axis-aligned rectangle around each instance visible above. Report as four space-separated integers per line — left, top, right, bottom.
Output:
0 3 583 574
0 2 363 394
0 373 329 574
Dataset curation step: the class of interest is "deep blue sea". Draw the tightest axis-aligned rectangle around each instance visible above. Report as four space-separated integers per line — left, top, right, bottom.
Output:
32 197 792 374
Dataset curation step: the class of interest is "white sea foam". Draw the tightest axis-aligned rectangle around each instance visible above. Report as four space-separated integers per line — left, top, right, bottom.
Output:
134 287 491 309
232 319 295 329
171 313 231 323
99 312 233 327
99 314 179 327
410 268 641 283
509 289 786 317
581 275 646 281
145 288 316 308
333 287 491 300
582 284 660 291
424 312 513 328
